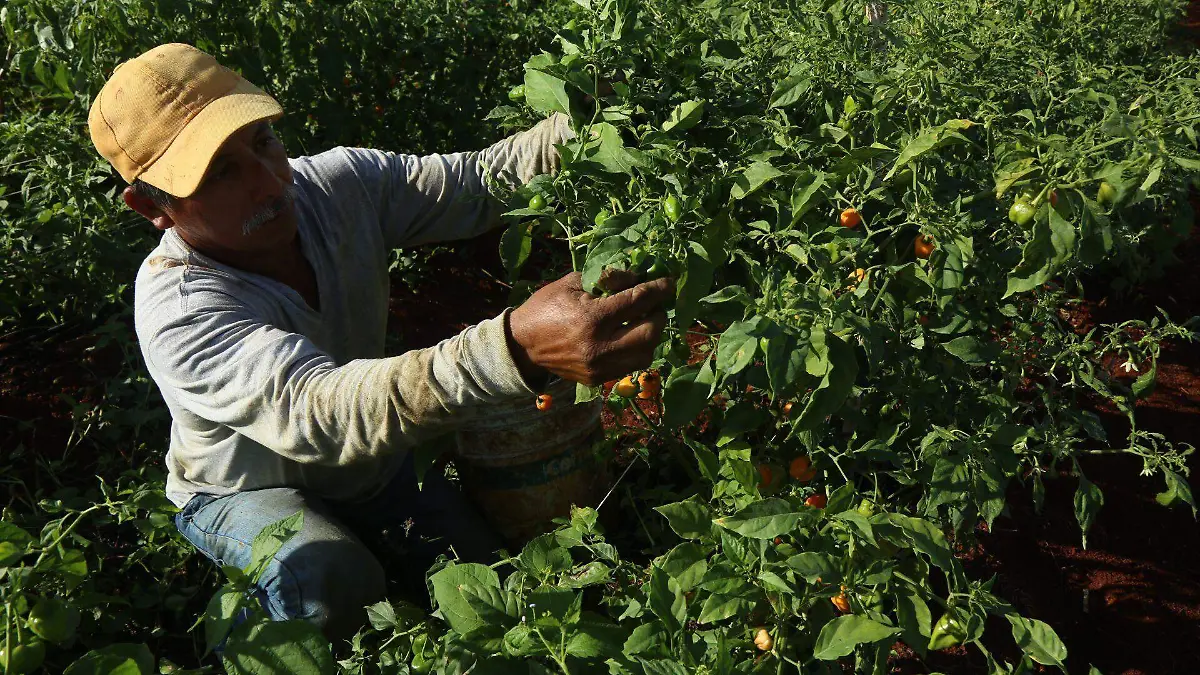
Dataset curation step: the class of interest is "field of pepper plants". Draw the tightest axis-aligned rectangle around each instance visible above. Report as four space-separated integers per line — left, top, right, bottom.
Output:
3 0 1200 673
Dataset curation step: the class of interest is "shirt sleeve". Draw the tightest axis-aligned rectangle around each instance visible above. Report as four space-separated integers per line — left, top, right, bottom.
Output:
305 113 574 250
142 297 536 466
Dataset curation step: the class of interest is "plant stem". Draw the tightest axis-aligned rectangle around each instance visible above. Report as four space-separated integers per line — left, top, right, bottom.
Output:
33 504 104 569
868 276 892 315
627 485 658 548
630 401 700 483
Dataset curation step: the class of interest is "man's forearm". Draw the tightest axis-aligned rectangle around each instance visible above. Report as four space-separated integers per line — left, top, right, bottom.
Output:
279 310 536 464
149 309 536 467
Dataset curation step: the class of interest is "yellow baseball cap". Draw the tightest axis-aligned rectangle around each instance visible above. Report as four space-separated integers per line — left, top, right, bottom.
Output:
88 43 283 198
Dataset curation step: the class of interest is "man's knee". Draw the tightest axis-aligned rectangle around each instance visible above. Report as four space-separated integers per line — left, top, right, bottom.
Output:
265 534 387 642
176 488 387 643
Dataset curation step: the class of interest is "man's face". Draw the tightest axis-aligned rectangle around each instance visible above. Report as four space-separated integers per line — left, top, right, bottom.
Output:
146 121 298 256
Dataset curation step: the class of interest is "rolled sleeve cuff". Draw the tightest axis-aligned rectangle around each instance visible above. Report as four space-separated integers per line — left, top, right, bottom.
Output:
459 308 539 399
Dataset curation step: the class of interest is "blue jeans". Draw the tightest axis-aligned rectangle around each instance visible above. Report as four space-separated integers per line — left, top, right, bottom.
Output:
174 456 502 641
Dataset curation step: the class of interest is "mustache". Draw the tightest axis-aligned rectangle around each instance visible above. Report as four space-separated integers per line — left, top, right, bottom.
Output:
242 184 298 236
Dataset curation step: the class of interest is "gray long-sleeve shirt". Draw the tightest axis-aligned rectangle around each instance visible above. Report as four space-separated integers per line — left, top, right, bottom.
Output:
134 114 573 507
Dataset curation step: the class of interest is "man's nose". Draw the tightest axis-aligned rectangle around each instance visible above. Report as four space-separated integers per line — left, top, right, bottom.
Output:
251 154 289 201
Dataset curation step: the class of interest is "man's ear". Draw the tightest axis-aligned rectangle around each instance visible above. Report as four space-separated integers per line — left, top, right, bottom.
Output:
123 186 176 232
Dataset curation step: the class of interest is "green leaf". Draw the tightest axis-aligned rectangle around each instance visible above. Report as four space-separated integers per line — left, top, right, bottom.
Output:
825 482 857 515
566 616 627 658
1047 206 1076 265
365 602 403 631
519 533 573 578
499 223 532 278
54 62 72 97
1074 473 1104 549
623 622 665 656
701 285 751 305
714 499 815 539
0 521 33 567
994 157 1040 198
247 511 304 583
795 330 858 431
638 658 690 675
889 515 954 571
581 235 629 294
896 588 932 656
64 644 155 675
647 567 685 632
716 319 761 377
662 360 716 429
833 509 875 541
1006 615 1067 666
655 542 709 592
654 498 713 540
1004 212 1056 298
675 242 714 330
765 334 808 397
581 123 641 174
789 171 826 222
1172 154 1200 171
885 119 975 180
223 619 336 675
730 161 784 200
813 616 900 660
430 563 502 635
460 583 520 634
758 570 794 594
769 69 812 109
523 53 572 116
1131 363 1157 399
54 548 89 591
662 99 706 133
942 335 1001 366
698 594 752 624
561 561 611 589
576 382 602 404
502 624 546 657
204 586 243 656
1155 470 1196 515
689 439 720 483
527 587 579 623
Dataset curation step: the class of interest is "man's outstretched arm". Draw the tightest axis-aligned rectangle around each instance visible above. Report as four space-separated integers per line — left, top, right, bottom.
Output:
140 270 672 465
143 299 535 466
294 113 574 250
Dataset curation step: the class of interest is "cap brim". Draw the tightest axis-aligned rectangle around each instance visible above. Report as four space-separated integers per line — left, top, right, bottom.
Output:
139 80 283 198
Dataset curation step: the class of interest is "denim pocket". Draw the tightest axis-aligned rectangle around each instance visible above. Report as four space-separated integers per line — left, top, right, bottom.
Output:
175 492 217 526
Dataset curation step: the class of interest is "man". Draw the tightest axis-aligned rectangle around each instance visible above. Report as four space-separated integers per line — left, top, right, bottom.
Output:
87 43 671 641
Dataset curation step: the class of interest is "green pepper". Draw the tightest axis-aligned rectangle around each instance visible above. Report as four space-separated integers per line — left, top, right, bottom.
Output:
928 610 968 650
663 194 682 223
646 259 671 280
1008 200 1035 227
0 640 46 675
410 634 434 673
28 597 80 643
528 194 546 211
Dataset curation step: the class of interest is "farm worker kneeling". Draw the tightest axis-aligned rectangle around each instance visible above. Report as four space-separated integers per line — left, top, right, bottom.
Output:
86 43 671 642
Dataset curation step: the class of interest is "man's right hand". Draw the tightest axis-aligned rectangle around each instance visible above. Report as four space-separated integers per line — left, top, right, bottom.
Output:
505 270 674 386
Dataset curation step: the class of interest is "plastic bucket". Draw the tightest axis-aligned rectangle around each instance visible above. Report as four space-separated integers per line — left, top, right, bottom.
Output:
454 378 608 546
